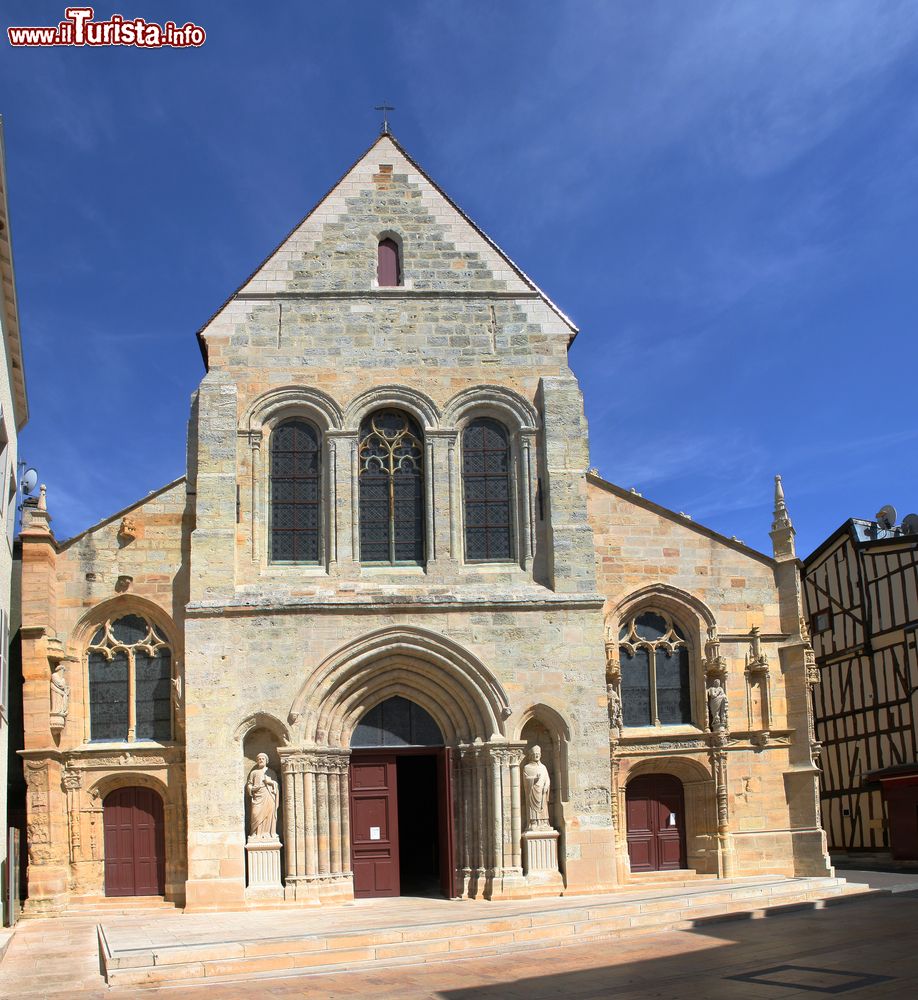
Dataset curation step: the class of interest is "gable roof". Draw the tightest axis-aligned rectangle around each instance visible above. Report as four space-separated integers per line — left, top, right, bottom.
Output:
587 471 777 568
195 131 578 367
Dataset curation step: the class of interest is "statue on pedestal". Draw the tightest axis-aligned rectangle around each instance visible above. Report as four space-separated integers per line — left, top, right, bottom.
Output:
50 664 69 721
707 680 729 732
523 745 551 830
245 753 279 840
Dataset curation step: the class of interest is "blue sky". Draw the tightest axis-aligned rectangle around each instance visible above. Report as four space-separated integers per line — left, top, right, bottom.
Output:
2 1 917 556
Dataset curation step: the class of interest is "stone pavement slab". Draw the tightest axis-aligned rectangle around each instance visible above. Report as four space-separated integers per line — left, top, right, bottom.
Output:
1 888 914 999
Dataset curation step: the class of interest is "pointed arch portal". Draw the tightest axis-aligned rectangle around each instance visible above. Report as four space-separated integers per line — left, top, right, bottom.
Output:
278 628 532 903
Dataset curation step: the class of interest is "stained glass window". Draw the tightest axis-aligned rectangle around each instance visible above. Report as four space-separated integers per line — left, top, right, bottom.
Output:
463 418 513 561
88 616 172 742
358 410 424 564
618 611 692 727
270 419 321 563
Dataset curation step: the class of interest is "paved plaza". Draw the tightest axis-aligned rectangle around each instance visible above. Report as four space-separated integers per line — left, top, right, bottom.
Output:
1 872 916 999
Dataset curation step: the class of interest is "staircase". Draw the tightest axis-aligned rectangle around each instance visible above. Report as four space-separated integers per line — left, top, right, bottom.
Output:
99 875 877 987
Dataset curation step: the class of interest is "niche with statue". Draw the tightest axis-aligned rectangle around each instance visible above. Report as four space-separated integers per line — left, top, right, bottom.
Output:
242 727 284 897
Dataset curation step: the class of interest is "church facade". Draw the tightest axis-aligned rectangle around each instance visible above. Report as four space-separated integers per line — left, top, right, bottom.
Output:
18 134 831 914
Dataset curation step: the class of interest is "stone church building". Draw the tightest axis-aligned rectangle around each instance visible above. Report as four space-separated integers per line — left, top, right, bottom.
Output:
18 133 830 914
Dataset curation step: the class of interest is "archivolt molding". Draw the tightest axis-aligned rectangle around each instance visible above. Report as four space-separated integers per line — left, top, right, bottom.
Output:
607 585 717 645
88 770 171 802
622 753 713 788
233 711 291 746
442 385 539 432
288 626 511 747
343 385 441 431
510 700 572 743
70 594 181 657
242 385 344 435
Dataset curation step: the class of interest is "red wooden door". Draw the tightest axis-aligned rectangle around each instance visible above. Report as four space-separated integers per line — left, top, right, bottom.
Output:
350 754 400 898
626 774 686 872
436 747 456 898
882 778 918 860
103 787 165 897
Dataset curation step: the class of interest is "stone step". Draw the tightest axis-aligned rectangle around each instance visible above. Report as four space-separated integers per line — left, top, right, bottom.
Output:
68 895 180 917
99 877 878 987
624 870 721 889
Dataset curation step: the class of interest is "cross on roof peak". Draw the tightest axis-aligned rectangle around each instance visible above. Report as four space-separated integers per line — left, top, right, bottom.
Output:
374 102 395 136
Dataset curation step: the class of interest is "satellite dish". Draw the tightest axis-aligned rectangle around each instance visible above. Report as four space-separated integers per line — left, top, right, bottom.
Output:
902 513 918 536
876 505 898 530
20 468 38 495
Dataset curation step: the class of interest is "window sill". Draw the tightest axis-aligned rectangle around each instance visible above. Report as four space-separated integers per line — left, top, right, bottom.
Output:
359 564 426 575
619 725 703 739
262 563 329 576
462 561 525 572
81 740 177 750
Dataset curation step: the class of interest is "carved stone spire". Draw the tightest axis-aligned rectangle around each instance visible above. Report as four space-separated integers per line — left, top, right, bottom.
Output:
770 474 796 560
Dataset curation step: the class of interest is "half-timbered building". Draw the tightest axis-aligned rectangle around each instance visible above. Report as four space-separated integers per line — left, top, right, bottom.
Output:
803 515 918 861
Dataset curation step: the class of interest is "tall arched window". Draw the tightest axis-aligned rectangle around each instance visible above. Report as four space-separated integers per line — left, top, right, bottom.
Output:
377 237 402 287
358 409 424 564
618 611 692 727
270 418 322 563
462 417 513 561
88 615 172 742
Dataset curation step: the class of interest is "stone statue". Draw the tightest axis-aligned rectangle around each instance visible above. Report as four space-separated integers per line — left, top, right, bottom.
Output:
246 753 279 840
50 664 69 719
607 684 624 731
707 680 728 732
523 745 551 829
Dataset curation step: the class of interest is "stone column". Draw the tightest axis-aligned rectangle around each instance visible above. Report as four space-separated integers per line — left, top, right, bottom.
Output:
447 434 460 561
278 748 352 903
328 431 357 568
508 746 525 873
429 432 455 569
519 430 537 570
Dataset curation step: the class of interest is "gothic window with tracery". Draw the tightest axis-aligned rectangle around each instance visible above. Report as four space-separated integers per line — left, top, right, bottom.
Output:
88 615 172 742
462 418 513 561
270 418 322 563
618 611 692 727
358 409 425 564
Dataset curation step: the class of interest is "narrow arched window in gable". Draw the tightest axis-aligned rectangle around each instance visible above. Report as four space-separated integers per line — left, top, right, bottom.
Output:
270 419 322 563
462 417 513 561
358 409 424 564
88 615 172 742
619 611 692 727
377 237 402 287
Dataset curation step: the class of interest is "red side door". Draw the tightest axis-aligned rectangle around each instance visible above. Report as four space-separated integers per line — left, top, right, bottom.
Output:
626 774 686 872
103 787 165 897
350 754 400 898
436 747 456 898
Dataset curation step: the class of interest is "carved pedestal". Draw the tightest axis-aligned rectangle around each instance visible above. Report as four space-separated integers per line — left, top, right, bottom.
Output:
245 838 283 899
522 826 563 891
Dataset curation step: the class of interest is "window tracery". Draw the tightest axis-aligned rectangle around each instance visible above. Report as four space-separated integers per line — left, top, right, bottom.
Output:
87 614 172 742
358 409 425 564
618 611 692 727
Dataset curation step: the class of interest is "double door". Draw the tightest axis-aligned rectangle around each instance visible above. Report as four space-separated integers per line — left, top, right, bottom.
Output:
103 786 166 896
626 773 686 872
349 749 454 898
